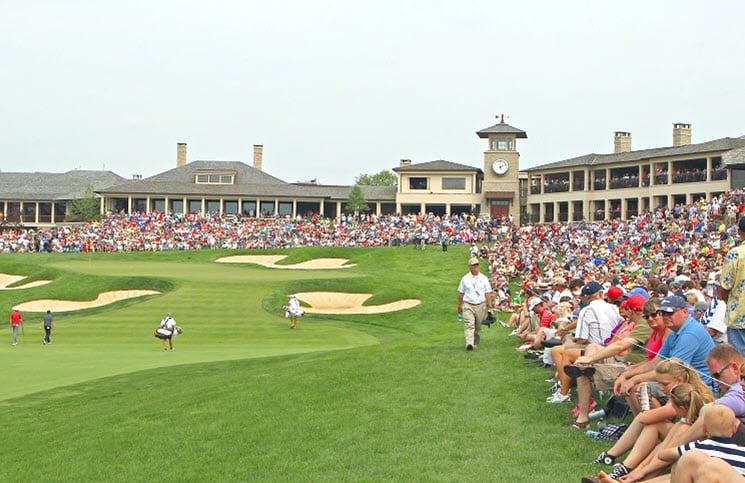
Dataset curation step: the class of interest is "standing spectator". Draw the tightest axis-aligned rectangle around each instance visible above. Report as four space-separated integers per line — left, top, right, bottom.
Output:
457 257 494 351
720 216 745 354
40 309 54 345
9 308 22 346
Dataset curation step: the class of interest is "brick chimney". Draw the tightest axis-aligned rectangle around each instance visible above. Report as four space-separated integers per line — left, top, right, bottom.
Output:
614 132 632 153
177 142 187 167
673 123 691 147
253 144 263 171
399 159 411 166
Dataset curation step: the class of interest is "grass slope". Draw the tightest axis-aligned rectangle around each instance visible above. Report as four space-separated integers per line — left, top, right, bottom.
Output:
0 246 610 481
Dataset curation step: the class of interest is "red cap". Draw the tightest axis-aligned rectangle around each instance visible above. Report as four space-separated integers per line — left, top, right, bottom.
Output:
605 286 625 302
620 294 646 311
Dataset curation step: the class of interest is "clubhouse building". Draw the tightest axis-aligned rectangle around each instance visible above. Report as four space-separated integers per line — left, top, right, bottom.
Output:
2 120 745 227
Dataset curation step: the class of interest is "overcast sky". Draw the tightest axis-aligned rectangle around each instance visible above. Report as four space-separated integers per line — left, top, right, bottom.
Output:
2 1 744 185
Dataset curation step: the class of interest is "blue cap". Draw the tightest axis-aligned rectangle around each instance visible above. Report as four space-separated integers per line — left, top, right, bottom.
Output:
581 281 603 297
621 286 650 301
659 295 687 313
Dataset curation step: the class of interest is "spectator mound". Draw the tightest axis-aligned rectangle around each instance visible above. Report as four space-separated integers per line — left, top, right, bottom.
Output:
294 291 420 314
13 290 160 313
0 273 52 290
216 254 356 269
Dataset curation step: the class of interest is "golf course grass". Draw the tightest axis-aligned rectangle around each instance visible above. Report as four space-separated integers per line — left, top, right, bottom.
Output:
0 246 614 481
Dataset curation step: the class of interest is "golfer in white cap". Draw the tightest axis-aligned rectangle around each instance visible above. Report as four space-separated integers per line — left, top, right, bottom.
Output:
457 257 494 351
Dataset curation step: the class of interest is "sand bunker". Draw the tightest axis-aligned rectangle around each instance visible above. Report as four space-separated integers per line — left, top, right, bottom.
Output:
13 290 160 313
294 291 421 314
0 273 52 290
216 254 356 269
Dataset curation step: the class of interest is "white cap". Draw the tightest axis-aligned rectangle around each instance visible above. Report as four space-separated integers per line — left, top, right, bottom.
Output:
528 297 543 311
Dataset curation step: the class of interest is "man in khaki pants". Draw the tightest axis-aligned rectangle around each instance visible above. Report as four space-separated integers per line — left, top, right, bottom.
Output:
457 257 494 351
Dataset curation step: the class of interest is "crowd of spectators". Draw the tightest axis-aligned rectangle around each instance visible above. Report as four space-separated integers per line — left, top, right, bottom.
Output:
0 211 498 253
481 189 745 481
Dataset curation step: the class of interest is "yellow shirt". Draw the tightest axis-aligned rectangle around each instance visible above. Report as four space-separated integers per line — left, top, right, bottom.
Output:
721 242 745 329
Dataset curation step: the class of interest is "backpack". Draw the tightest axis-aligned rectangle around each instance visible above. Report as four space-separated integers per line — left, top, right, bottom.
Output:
605 395 630 419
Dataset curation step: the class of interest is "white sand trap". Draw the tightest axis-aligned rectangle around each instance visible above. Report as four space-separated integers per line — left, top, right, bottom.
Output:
13 290 160 313
216 254 356 269
294 291 421 314
0 273 52 290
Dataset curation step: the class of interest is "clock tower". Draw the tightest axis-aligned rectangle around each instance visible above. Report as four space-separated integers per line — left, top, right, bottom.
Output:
476 115 527 222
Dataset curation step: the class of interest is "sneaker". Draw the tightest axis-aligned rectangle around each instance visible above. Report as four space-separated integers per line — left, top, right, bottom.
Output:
466 344 474 351
43 339 47 345
592 451 616 466
508 329 518 336
609 463 630 479
547 392 571 404
545 387 563 400
499 321 509 328
12 342 17 346
545 376 557 383
170 347 174 351
547 381 561 393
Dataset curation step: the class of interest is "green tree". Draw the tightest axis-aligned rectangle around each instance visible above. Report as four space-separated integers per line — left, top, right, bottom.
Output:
355 170 397 187
345 185 370 214
68 184 102 222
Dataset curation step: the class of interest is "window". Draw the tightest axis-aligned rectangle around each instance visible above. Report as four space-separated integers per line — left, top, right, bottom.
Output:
409 177 428 190
442 177 466 190
195 173 235 185
490 137 513 151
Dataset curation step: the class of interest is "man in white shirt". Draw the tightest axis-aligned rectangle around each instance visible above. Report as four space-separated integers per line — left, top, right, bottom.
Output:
457 257 495 351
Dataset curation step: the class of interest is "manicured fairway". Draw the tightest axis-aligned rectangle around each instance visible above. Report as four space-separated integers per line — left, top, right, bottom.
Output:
0 247 612 481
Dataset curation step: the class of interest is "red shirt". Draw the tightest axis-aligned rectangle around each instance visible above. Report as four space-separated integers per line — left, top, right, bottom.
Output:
538 308 554 328
10 310 22 325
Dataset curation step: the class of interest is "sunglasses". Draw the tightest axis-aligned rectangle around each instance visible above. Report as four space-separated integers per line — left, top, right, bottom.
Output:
711 364 731 380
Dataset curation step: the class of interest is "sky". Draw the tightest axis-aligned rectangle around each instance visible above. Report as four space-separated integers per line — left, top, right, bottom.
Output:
2 0 745 186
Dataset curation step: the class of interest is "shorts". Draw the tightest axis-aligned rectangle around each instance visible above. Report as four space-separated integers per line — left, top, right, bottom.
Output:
543 328 558 340
593 363 626 391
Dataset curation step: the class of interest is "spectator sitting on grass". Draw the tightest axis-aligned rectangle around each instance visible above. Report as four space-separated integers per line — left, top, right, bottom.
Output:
657 404 745 482
590 359 713 479
567 296 658 429
547 281 622 404
516 297 554 352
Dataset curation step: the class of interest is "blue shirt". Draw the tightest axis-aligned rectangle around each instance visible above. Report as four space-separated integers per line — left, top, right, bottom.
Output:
659 315 715 387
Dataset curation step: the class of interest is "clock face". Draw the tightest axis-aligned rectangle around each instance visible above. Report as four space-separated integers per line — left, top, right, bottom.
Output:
492 159 509 175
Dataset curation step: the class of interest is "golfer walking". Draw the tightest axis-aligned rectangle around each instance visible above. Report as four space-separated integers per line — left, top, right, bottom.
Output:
159 312 177 351
9 308 23 346
40 310 54 345
457 257 494 351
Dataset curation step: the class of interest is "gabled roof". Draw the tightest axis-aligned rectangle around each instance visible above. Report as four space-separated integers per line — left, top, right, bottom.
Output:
0 170 126 201
392 160 483 173
527 137 745 172
98 161 396 201
476 122 528 139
